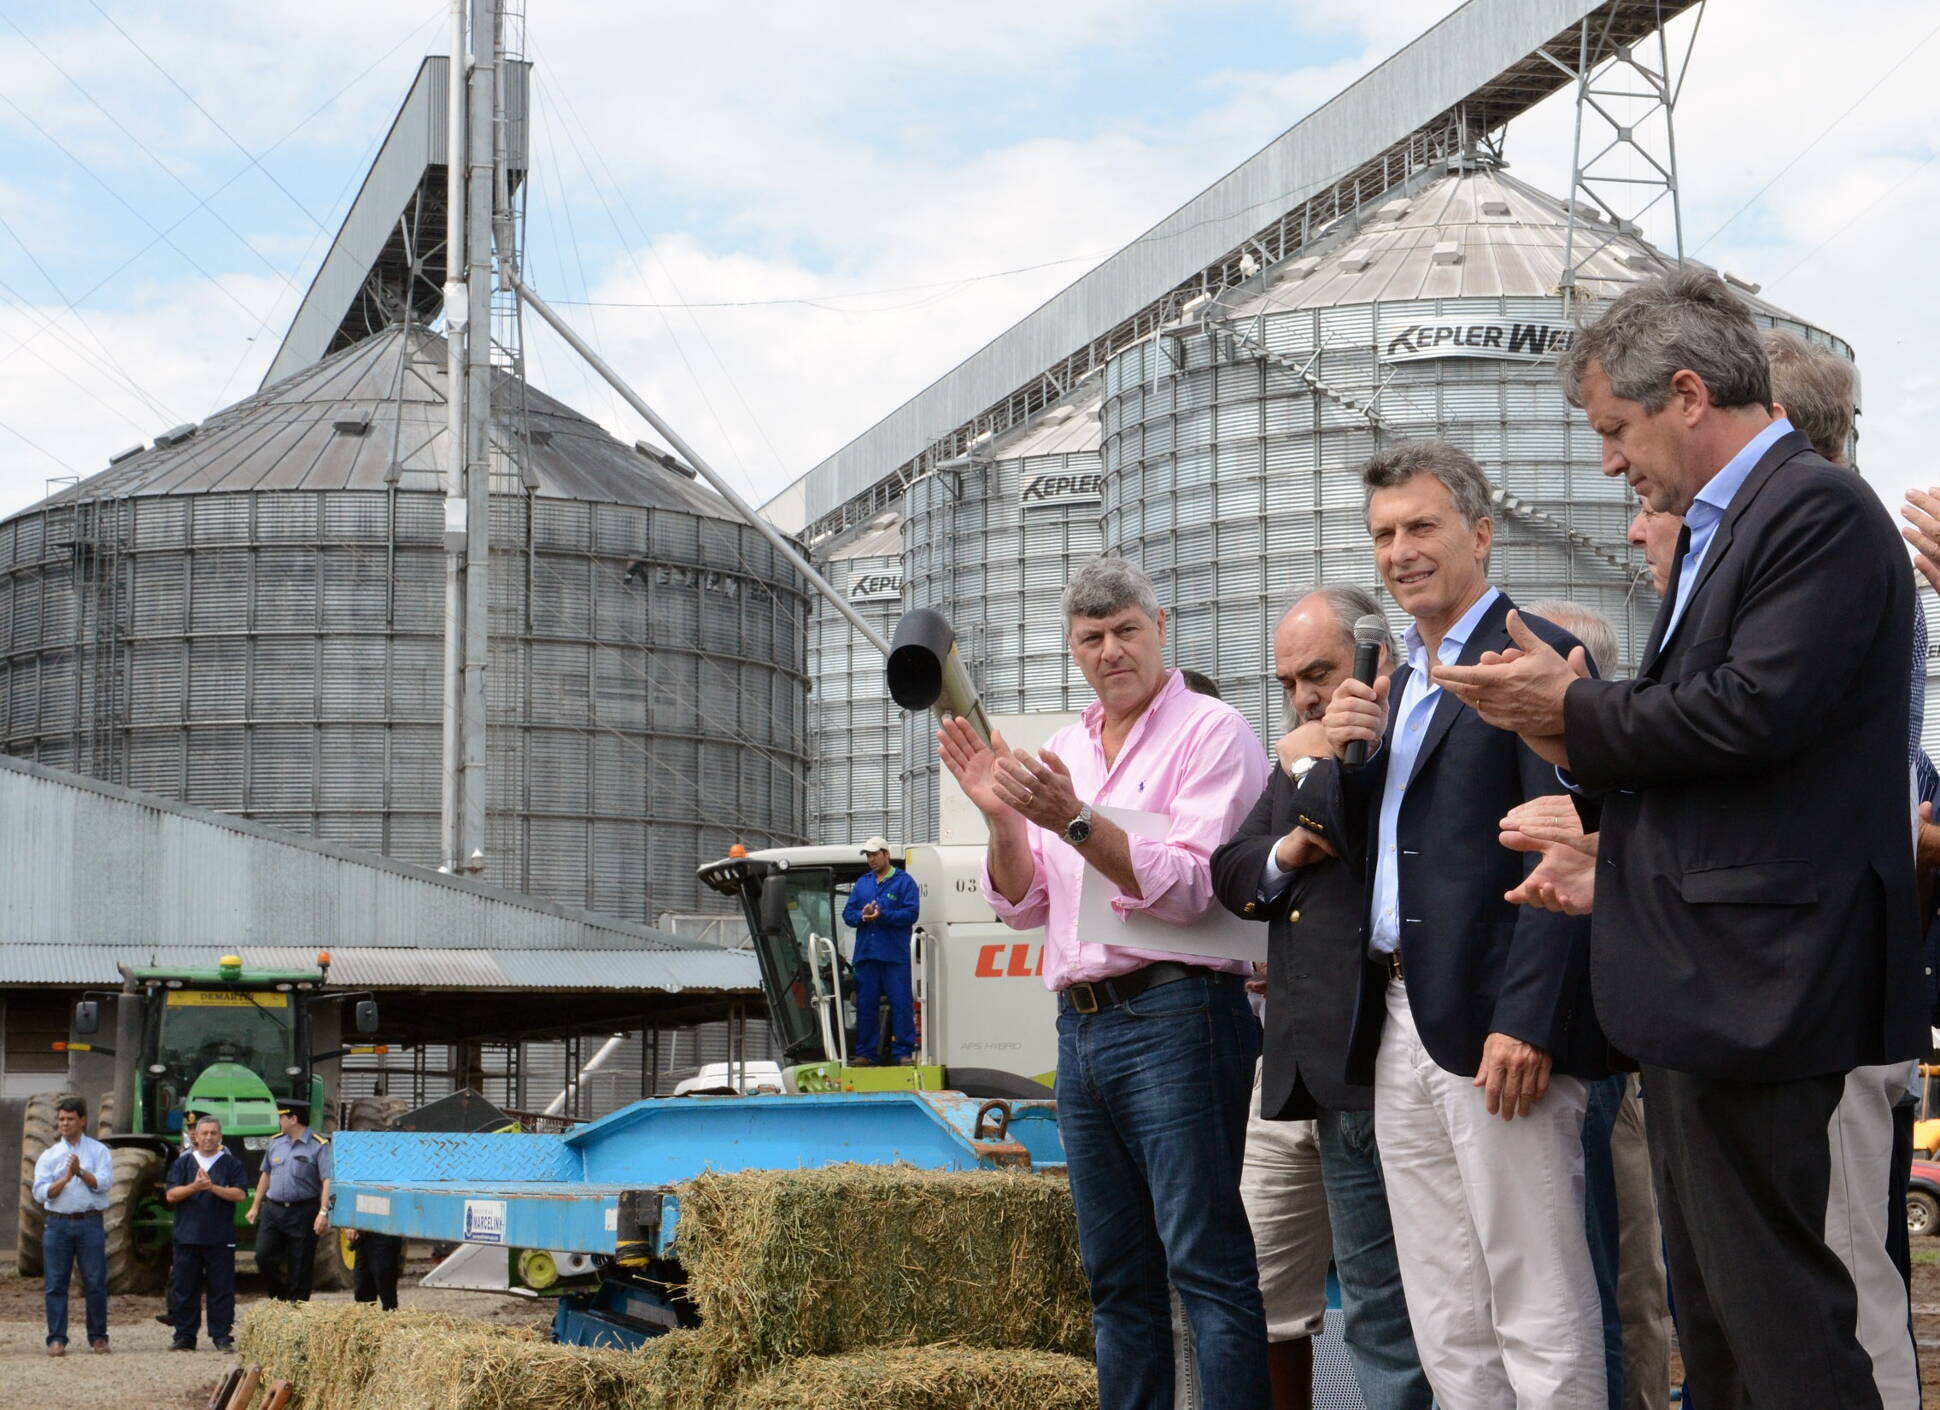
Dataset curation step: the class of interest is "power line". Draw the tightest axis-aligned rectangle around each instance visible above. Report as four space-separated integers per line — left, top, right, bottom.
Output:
543 251 1109 313
0 88 281 333
0 12 309 299
1770 147 1938 287
1693 15 1940 254
530 57 790 495
0 413 79 474
0 210 180 424
0 4 445 461
84 0 331 231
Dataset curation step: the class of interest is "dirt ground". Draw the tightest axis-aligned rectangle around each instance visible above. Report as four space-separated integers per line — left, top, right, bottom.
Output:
5 1251 1940 1405
1905 1252 1940 1405
0 1257 547 1408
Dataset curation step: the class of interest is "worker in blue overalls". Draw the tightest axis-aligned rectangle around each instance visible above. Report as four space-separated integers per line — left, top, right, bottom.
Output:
842 836 922 1065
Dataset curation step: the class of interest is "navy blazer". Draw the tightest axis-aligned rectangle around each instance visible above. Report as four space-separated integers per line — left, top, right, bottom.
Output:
1565 432 1924 1080
1319 592 1611 1083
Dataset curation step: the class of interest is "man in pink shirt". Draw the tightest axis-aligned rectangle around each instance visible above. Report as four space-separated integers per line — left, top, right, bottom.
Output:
940 557 1271 1410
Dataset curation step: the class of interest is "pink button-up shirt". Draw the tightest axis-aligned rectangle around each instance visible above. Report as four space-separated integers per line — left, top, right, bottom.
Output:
981 669 1270 991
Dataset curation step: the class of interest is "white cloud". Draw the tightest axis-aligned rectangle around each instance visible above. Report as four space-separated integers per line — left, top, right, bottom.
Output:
2 0 1938 538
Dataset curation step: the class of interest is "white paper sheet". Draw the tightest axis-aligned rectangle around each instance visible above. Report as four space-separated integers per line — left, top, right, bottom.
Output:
1073 805 1268 963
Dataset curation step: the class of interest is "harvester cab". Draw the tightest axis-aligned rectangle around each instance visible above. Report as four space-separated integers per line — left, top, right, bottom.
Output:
18 952 380 1292
698 838 1057 1101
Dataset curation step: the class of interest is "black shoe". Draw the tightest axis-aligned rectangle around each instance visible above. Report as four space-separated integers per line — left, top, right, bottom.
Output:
169 1340 196 1352
153 1312 171 1326
212 1338 236 1353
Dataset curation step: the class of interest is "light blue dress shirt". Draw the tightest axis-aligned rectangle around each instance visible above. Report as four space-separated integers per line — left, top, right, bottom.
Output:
1367 586 1502 956
33 1134 113 1214
1657 417 1794 648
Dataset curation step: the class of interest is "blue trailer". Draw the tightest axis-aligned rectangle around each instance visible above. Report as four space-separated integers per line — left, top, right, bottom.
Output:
330 1089 1061 1348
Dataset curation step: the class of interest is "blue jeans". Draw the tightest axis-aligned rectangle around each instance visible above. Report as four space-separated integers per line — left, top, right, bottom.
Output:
1056 973 1266 1410
852 959 916 1060
1582 1074 1625 1410
43 1212 108 1347
1314 1107 1434 1410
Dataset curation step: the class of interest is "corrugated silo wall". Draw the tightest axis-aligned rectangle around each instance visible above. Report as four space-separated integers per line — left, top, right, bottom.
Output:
1101 295 1854 745
0 489 808 918
808 536 902 849
900 447 1101 842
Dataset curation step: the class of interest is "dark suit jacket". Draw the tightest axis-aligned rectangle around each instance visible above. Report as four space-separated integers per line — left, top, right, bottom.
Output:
1318 592 1611 1084
1212 760 1379 1118
1564 431 1925 1081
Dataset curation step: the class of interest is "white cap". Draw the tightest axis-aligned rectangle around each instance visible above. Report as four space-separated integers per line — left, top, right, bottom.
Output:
861 836 892 855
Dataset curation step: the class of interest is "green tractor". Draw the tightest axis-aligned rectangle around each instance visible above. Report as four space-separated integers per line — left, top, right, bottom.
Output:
16 953 381 1293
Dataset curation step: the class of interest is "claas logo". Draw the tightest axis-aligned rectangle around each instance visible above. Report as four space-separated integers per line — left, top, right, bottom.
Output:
974 943 1044 978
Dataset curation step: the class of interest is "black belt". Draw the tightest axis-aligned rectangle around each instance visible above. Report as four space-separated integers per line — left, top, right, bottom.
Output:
45 1210 101 1221
266 1197 319 1208
1059 962 1235 1015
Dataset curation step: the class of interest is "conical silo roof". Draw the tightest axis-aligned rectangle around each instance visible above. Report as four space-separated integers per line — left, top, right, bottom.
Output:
31 323 739 519
1225 166 1796 320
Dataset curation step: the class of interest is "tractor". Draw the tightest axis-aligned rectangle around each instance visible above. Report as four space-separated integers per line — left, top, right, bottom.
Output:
15 952 382 1293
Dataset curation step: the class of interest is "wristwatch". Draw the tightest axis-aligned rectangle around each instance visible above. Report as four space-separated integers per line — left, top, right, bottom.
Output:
1062 804 1094 846
1285 755 1321 784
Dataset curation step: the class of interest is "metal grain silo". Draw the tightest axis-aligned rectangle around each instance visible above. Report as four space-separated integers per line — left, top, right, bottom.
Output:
808 512 903 848
0 325 808 919
898 388 1103 841
1102 165 1852 734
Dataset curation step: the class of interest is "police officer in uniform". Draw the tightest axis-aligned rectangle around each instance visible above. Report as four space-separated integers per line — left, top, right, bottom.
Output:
245 1098 331 1301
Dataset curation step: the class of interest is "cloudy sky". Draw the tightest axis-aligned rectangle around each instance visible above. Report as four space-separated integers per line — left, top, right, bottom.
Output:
0 0 1936 524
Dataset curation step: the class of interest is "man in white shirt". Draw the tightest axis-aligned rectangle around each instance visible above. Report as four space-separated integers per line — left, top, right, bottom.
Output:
31 1095 114 1356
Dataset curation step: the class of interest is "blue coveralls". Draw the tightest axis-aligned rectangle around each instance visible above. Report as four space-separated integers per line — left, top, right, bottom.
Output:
165 1147 246 1347
842 865 922 1061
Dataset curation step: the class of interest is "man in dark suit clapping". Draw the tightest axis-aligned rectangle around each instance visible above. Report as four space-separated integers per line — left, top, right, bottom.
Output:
1437 269 1922 1410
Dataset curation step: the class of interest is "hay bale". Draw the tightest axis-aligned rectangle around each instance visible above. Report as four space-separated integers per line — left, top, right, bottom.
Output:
238 1301 536 1410
622 1327 741 1410
737 1347 1099 1409
673 1163 1092 1368
358 1325 665 1410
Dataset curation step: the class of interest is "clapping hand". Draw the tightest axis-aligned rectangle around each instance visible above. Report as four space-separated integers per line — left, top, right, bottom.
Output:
860 901 881 922
1433 611 1590 765
1500 795 1599 915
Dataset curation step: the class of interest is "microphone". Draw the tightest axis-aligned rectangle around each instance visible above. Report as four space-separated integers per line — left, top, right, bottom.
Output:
1343 614 1388 768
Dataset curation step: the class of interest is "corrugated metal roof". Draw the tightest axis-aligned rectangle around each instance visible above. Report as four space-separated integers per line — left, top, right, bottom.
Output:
0 944 758 992
1214 168 1788 316
986 382 1102 460
826 512 904 561
0 753 723 954
264 58 530 386
37 325 745 520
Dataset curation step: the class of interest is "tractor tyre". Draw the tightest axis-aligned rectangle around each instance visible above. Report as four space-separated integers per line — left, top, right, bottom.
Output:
103 1147 167 1293
93 1091 114 1139
15 1092 61 1277
347 1095 412 1131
